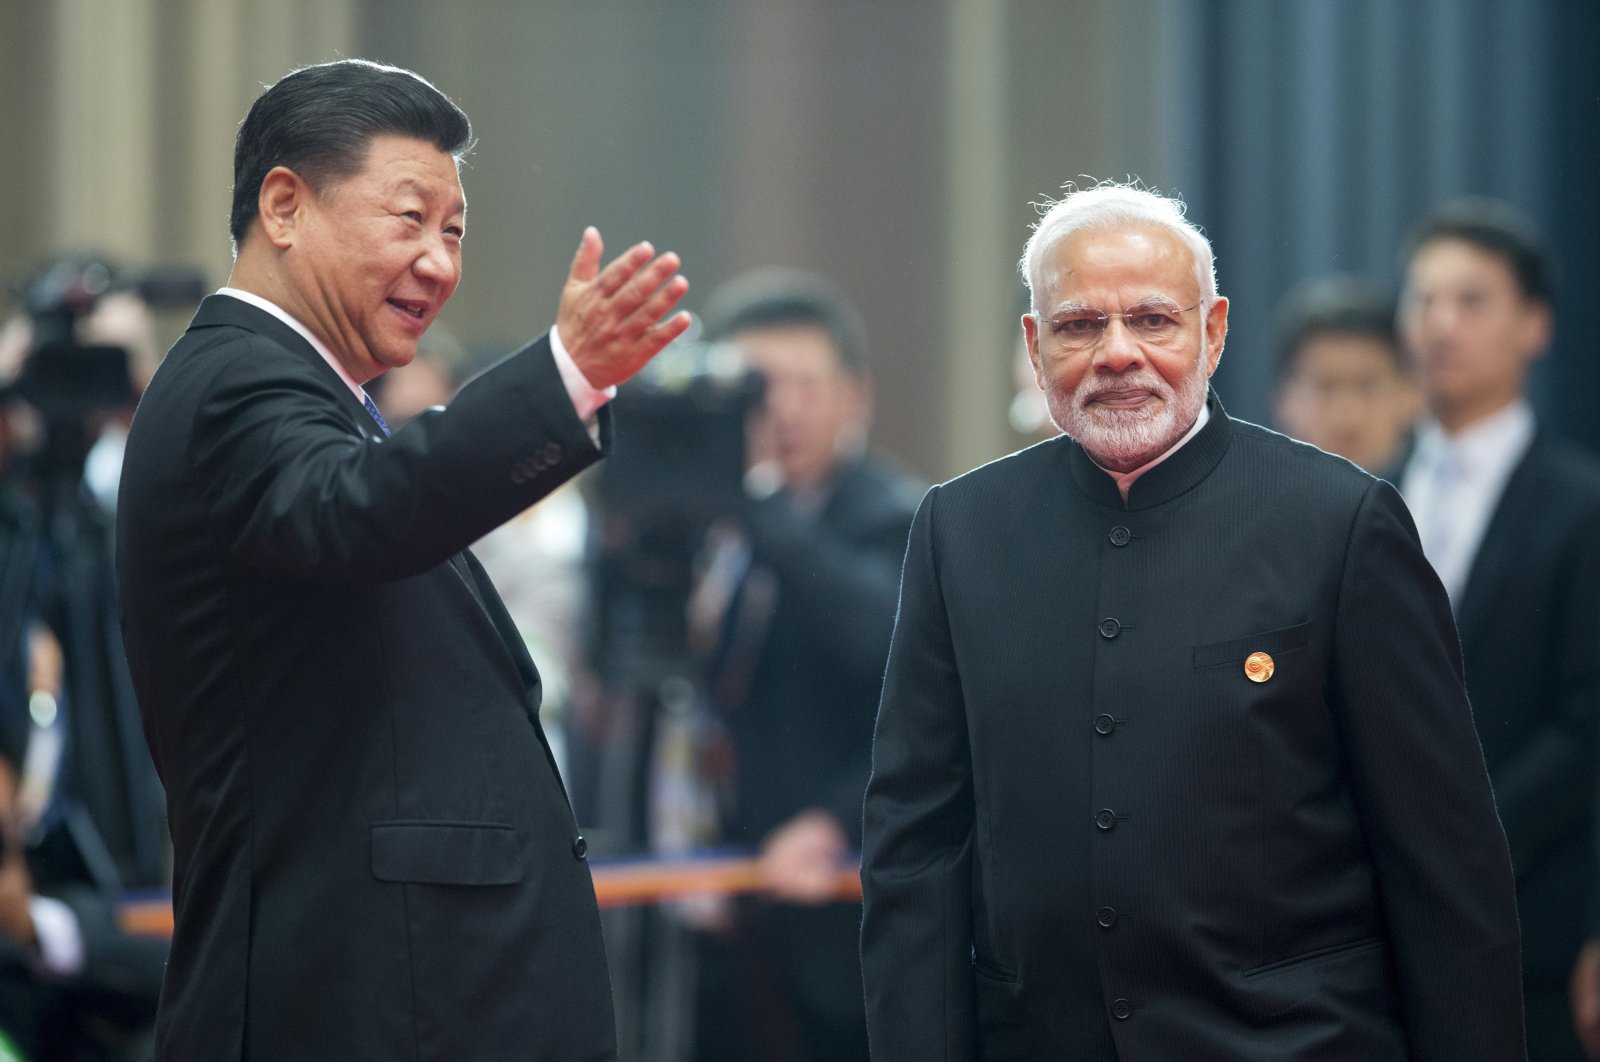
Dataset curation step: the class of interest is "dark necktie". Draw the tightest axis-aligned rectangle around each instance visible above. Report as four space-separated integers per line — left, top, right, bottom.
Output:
362 393 391 437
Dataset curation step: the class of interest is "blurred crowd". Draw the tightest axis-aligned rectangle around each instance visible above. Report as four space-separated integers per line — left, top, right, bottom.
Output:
2 189 1599 1060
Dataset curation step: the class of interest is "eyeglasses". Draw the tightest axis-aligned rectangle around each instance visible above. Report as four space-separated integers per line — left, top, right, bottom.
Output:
1039 301 1203 351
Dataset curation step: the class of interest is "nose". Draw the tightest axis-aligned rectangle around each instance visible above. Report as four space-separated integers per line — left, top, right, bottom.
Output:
414 236 461 289
1091 317 1144 374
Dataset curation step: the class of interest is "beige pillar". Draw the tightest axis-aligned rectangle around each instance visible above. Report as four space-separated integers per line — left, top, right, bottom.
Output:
941 0 1013 475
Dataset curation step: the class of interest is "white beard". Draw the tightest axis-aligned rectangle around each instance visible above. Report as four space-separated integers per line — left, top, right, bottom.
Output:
1048 351 1211 472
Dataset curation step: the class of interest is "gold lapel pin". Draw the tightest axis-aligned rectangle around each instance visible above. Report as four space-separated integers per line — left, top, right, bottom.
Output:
1244 651 1275 683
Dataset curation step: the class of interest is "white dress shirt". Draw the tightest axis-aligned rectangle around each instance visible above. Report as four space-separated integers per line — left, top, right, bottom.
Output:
1399 399 1534 604
215 288 614 425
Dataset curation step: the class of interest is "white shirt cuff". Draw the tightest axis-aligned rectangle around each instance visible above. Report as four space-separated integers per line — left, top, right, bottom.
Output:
27 894 85 977
549 324 616 425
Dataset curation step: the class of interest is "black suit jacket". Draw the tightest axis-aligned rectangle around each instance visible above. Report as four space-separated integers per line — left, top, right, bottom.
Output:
116 296 616 1061
721 457 921 847
1447 434 1600 987
861 395 1524 1061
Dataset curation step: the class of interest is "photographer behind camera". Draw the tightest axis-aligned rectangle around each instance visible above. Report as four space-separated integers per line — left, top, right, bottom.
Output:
688 270 921 1062
0 255 202 901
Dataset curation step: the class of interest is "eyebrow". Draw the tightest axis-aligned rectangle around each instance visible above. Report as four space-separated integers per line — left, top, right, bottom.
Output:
1044 294 1184 316
394 178 466 217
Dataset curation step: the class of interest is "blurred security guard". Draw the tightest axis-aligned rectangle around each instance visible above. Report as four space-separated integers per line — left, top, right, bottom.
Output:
1397 198 1600 1062
692 271 919 1062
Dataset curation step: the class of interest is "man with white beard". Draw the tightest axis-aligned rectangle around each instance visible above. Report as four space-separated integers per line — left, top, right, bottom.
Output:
859 182 1526 1061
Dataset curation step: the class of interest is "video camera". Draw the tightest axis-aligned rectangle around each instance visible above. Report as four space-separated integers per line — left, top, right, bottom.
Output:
6 255 206 482
590 326 766 687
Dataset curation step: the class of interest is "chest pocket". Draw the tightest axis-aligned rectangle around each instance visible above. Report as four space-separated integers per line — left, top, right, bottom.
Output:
1192 619 1311 671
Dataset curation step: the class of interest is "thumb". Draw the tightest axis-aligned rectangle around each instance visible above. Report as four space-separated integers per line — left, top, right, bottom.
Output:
568 226 603 284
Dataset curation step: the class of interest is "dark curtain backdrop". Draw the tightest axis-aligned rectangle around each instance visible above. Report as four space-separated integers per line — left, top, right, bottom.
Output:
1149 0 1600 452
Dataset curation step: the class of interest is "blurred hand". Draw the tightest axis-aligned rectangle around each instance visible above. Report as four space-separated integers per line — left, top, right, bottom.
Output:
556 227 690 390
1571 939 1600 1058
758 809 850 905
0 765 36 950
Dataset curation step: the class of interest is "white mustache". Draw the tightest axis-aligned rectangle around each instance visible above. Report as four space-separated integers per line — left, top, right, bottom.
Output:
1079 376 1170 404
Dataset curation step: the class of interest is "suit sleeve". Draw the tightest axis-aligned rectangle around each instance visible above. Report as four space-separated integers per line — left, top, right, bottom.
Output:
1330 480 1525 1060
860 485 978 1062
744 482 918 838
1483 511 1600 884
744 487 913 685
192 333 604 584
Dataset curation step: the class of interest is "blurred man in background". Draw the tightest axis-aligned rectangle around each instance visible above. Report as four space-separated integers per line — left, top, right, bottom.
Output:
1396 197 1600 1061
1270 274 1418 476
0 624 165 1062
689 271 920 1062
0 256 172 912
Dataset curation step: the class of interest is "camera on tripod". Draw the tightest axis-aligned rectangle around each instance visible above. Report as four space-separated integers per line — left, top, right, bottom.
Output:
590 325 766 688
5 254 207 484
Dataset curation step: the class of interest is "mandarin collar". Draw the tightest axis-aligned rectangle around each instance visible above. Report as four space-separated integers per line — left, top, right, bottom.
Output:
1067 389 1232 510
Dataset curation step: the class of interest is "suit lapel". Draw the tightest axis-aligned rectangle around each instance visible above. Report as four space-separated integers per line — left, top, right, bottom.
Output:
455 549 573 806
190 294 379 438
1455 441 1541 642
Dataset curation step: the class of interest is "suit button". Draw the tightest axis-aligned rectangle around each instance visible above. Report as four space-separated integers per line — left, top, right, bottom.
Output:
1111 998 1133 1020
1108 526 1131 547
572 836 588 860
1093 714 1116 736
1095 809 1117 831
510 467 528 485
543 442 562 462
1098 618 1121 639
1097 906 1118 928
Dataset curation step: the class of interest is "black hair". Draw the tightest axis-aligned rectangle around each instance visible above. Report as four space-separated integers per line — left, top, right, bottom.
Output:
229 59 473 249
701 269 869 378
1401 197 1556 302
1272 275 1402 384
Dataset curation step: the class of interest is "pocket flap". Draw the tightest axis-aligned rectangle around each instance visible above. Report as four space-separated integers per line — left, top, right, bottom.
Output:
1192 620 1311 669
370 820 523 885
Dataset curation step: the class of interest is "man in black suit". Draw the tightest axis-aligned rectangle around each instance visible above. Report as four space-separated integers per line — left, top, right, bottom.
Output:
688 273 919 1062
115 60 689 1060
860 182 1525 1060
1395 199 1600 1062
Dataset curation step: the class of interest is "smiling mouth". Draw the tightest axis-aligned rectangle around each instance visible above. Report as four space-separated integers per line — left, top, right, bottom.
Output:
388 299 427 320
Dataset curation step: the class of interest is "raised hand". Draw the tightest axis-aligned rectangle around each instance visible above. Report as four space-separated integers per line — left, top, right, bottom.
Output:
557 226 690 390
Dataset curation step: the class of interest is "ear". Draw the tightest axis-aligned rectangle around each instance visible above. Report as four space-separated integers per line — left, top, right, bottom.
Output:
1021 313 1046 389
852 373 875 425
256 166 310 250
1202 296 1229 375
1520 297 1553 364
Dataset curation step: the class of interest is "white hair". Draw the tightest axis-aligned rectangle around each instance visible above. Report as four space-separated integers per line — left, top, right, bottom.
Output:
1019 180 1219 313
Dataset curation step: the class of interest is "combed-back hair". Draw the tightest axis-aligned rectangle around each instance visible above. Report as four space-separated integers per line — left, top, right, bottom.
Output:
701 269 869 378
229 59 473 250
1401 197 1556 302
1019 179 1218 314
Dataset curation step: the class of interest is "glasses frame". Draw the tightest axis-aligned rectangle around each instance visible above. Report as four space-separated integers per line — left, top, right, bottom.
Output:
1039 300 1205 351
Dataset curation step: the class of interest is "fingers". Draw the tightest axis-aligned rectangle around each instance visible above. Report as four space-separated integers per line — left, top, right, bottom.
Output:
640 309 693 353
557 229 692 389
567 226 604 284
601 249 682 323
593 240 659 299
